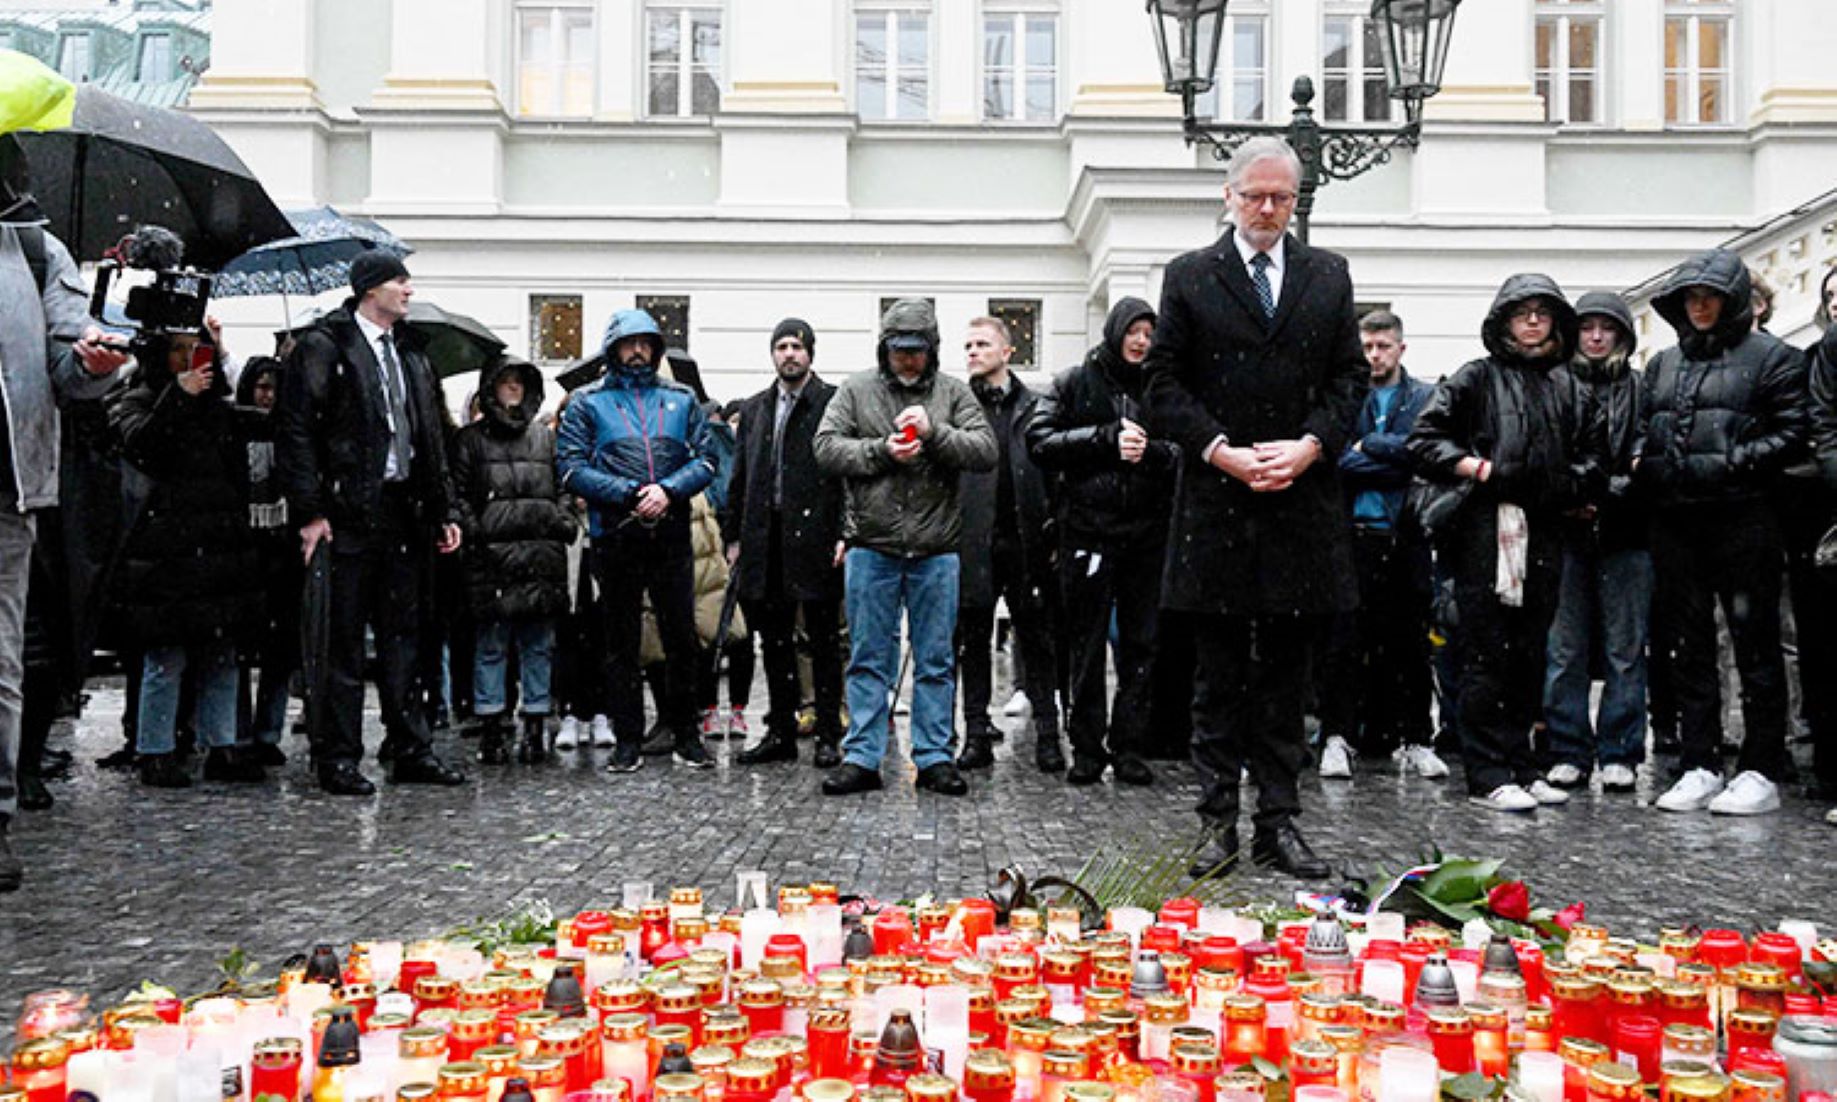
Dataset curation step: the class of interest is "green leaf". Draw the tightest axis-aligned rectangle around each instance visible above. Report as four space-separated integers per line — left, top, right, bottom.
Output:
1417 858 1504 905
1444 1072 1494 1100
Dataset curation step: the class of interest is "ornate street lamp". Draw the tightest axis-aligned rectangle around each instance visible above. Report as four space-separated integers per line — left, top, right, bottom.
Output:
1147 0 1463 241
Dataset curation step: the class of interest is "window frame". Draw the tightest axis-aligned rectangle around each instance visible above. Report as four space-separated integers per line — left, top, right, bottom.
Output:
1196 3 1271 125
529 294 585 365
980 7 1060 124
1320 6 1396 125
57 32 90 82
1663 0 1735 128
1533 1 1606 126
136 32 173 83
644 1 726 120
636 295 692 354
854 3 934 123
987 298 1043 370
514 1 598 120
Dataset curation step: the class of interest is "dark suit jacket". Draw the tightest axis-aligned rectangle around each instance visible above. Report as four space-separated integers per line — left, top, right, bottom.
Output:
1144 229 1367 616
721 375 844 603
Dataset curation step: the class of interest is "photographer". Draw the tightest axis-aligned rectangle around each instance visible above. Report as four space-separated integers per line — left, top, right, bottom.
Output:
109 332 267 788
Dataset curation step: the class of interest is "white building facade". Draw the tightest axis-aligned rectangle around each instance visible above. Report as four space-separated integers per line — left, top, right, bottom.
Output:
175 0 1837 399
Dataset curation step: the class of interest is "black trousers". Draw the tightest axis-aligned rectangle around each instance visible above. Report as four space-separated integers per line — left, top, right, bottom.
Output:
1650 501 1790 781
1448 513 1561 795
1777 478 1837 795
594 524 698 745
744 520 842 740
1060 537 1161 763
957 535 1060 741
552 553 607 719
320 491 436 769
1318 527 1434 755
1191 612 1316 831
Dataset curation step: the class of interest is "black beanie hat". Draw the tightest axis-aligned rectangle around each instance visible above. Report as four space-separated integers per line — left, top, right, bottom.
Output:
350 250 411 300
771 317 816 358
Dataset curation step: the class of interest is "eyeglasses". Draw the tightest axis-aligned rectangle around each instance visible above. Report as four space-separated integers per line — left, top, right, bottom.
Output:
1235 190 1298 210
1509 305 1554 322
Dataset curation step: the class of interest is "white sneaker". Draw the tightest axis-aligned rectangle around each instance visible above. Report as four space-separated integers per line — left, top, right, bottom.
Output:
1003 690 1030 717
554 716 582 750
1528 779 1571 805
590 714 615 748
1826 806 1837 826
1398 745 1450 779
1545 762 1584 787
1471 784 1539 812
1599 763 1636 790
1707 771 1780 816
1319 736 1353 779
1655 768 1724 812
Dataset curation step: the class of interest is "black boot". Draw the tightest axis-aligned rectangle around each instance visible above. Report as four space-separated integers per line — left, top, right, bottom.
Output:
0 815 20 892
477 717 511 765
17 775 52 812
737 730 798 765
812 735 842 769
139 753 193 789
203 746 267 784
1035 728 1066 774
957 732 995 770
516 715 549 764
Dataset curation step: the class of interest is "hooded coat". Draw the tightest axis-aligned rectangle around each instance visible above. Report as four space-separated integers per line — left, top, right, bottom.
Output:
721 372 844 603
813 298 997 557
1025 297 1177 548
1634 249 1810 508
1568 291 1647 550
1143 229 1368 617
450 357 574 621
1407 273 1603 518
107 349 264 648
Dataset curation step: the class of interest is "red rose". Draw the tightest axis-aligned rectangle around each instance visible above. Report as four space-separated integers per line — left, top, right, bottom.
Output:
1553 901 1586 931
1487 880 1531 922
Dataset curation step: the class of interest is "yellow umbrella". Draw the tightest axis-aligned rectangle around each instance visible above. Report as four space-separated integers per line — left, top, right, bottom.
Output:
0 48 76 133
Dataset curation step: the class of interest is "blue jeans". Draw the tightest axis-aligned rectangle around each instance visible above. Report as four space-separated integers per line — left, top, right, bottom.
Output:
0 513 34 817
474 618 555 717
138 642 240 755
1543 540 1652 769
841 549 959 771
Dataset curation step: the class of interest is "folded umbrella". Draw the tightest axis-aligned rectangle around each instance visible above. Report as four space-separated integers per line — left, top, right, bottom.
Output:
300 540 332 752
214 205 413 299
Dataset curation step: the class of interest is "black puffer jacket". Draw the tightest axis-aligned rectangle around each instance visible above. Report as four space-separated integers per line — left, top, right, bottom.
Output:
959 376 1055 606
1635 249 1809 507
1812 323 1837 490
450 357 575 621
108 351 263 648
1407 273 1603 516
1569 292 1646 550
1024 297 1176 547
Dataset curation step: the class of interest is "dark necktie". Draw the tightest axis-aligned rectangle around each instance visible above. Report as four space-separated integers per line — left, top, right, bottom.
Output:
772 390 795 509
378 333 413 479
1250 252 1276 323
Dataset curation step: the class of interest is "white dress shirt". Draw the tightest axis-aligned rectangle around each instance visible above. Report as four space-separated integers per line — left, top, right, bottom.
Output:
355 310 412 480
1233 230 1286 311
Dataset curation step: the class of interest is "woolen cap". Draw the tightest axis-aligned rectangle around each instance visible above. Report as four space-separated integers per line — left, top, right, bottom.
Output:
350 250 411 299
771 317 816 357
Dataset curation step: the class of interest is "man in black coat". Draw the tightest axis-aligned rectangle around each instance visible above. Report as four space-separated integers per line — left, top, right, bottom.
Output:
275 253 467 795
1026 297 1173 786
953 317 1063 775
1145 137 1366 880
722 319 846 768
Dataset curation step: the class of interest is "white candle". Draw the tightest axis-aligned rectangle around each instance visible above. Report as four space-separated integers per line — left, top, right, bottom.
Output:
1361 960 1406 1005
925 986 970 1079
735 870 769 912
1378 1046 1439 1102
1779 920 1819 957
1294 1088 1348 1102
740 909 782 970
65 1049 112 1099
1197 906 1233 934
367 941 404 991
807 904 844 969
621 880 652 909
1109 907 1154 950
1516 1051 1565 1102
1223 914 1264 949
1448 960 1479 1005
875 984 924 1036
1367 913 1406 943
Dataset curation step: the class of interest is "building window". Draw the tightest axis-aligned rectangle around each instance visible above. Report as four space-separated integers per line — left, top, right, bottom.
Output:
988 299 1041 369
637 295 691 352
983 11 1057 122
530 295 584 363
1535 2 1603 124
517 4 595 118
1321 11 1393 124
57 33 89 82
647 4 722 118
1665 1 1732 126
136 33 173 82
856 7 930 121
1197 6 1269 123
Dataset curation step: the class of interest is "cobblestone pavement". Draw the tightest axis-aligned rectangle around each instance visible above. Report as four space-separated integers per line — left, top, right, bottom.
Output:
1 672 1830 1041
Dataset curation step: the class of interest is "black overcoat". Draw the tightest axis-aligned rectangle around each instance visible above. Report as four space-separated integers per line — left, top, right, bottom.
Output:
958 378 1054 608
721 375 844 603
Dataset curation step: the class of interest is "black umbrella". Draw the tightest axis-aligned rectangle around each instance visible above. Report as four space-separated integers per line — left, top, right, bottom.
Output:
12 84 294 269
300 541 332 752
279 300 507 379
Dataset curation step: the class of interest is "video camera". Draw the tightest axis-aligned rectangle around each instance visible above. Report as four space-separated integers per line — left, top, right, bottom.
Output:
89 226 213 342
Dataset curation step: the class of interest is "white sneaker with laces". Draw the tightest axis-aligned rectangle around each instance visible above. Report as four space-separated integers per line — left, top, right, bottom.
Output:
1319 736 1353 779
1400 745 1450 779
1655 768 1724 812
590 714 616 748
1707 770 1780 815
1529 779 1571 805
1003 690 1030 717
1599 763 1636 790
1826 806 1837 826
1471 784 1539 812
1545 762 1584 787
554 716 581 750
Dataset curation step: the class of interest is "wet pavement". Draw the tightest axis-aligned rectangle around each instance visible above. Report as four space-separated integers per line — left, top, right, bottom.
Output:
1 672 1831 1040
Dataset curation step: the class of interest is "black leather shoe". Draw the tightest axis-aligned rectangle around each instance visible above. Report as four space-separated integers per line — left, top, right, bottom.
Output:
392 755 467 786
318 763 376 796
812 738 842 769
641 720 676 757
1035 732 1065 774
1252 821 1331 879
37 749 73 779
16 775 53 811
1188 827 1240 879
97 744 138 771
376 735 411 765
1113 756 1155 786
957 735 995 771
0 817 20 893
139 753 193 789
916 761 969 796
477 727 510 765
822 762 883 795
1066 756 1107 786
203 747 267 784
251 743 288 768
737 733 799 765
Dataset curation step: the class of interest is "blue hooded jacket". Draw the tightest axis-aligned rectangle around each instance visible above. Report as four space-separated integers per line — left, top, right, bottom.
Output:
556 309 715 536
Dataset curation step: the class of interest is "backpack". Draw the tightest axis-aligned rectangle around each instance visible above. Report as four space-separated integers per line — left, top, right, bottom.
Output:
14 223 47 295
